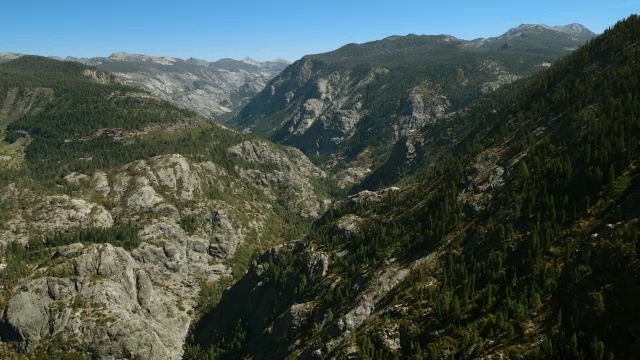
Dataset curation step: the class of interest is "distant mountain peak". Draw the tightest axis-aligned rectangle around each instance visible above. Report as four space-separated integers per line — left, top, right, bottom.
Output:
551 23 596 37
243 57 290 66
186 57 209 66
501 23 596 39
108 51 178 65
242 57 263 66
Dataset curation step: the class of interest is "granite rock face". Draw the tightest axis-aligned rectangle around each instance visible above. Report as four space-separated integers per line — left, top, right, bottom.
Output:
230 57 455 193
228 140 327 218
0 145 326 358
231 26 595 192
2 244 192 359
0 193 114 246
234 58 381 157
85 53 289 121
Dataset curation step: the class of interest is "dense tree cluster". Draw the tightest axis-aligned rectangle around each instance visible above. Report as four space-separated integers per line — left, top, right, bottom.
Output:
0 56 260 188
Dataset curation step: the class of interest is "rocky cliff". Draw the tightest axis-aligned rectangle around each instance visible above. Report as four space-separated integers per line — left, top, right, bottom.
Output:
0 147 328 359
84 53 288 121
0 56 327 359
231 23 596 190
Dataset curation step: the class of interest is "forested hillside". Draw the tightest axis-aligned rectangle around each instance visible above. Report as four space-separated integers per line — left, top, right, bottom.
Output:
187 15 640 360
0 57 330 359
230 23 595 191
0 56 200 180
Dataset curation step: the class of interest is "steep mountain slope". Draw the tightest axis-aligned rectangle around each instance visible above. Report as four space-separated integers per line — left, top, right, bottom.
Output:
0 56 329 359
90 53 289 122
231 23 596 189
188 15 640 359
1 52 289 122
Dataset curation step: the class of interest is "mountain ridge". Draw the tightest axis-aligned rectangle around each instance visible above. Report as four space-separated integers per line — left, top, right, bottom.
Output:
492 22 596 39
0 51 291 122
230 22 597 191
315 22 595 55
0 51 290 68
1 16 637 360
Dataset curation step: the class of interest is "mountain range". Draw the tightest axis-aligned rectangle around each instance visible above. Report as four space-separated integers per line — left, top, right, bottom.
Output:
0 52 290 122
0 17 638 360
188 15 640 359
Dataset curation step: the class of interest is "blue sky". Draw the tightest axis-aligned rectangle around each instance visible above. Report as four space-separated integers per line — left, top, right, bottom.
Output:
1 0 637 62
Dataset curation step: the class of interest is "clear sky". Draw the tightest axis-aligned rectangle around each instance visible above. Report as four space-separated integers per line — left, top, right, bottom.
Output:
1 0 637 62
